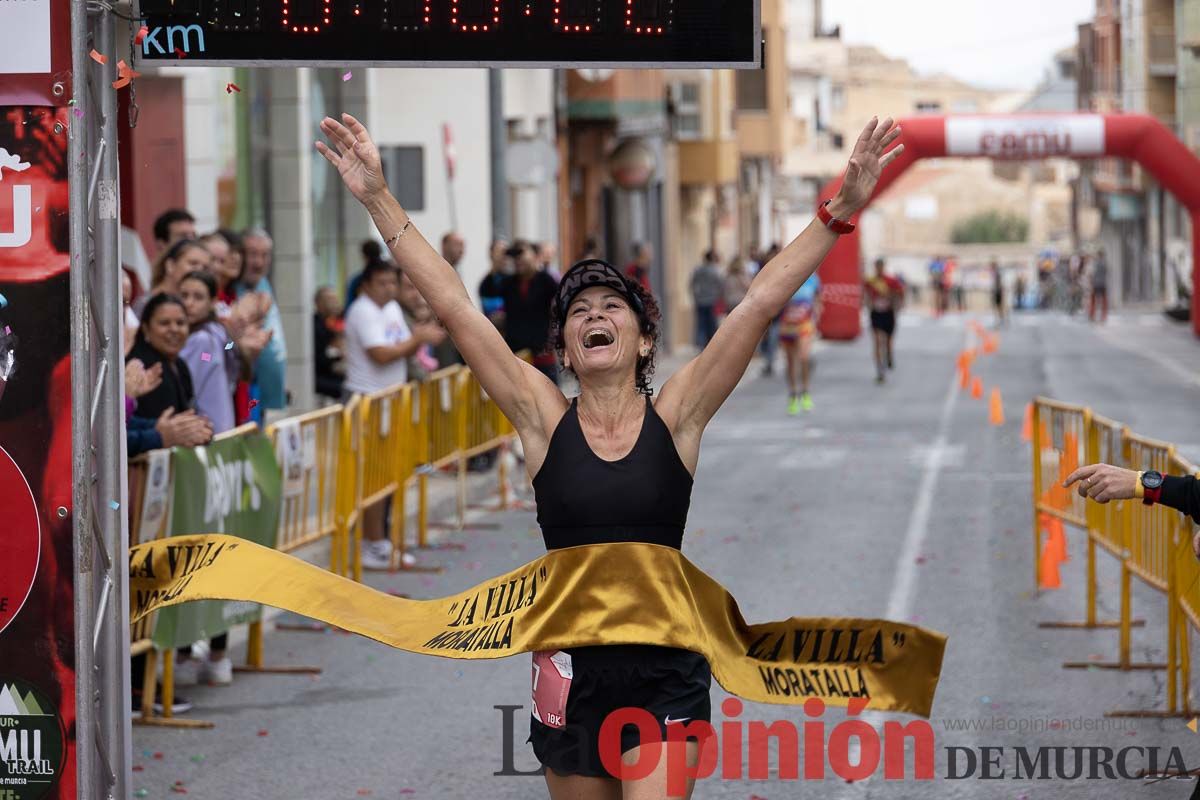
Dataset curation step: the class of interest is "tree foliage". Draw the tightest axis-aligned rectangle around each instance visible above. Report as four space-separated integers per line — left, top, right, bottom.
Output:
950 210 1029 244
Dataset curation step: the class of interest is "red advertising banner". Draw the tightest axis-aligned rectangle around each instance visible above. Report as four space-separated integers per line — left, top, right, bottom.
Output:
0 106 75 800
0 0 73 106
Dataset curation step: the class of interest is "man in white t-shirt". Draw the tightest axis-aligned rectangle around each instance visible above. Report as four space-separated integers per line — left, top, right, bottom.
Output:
344 261 445 394
343 260 445 568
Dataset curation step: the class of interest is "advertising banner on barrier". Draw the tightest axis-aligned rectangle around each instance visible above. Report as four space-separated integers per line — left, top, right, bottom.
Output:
0 106 74 800
152 432 282 649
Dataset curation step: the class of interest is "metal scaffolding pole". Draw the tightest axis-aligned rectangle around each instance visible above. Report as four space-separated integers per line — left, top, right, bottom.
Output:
71 0 130 796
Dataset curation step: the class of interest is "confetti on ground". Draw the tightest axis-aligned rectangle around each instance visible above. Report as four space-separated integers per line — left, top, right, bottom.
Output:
915 556 927 565
135 25 149 44
224 341 234 350
170 786 188 794
356 790 372 796
132 765 144 772
142 750 153 757
89 49 108 64
134 791 149 798
981 696 990 703
190 755 205 763
200 352 212 362
153 752 164 760
399 791 415 796
257 729 269 737
343 70 353 81
454 670 463 678
108 500 120 510
226 83 242 94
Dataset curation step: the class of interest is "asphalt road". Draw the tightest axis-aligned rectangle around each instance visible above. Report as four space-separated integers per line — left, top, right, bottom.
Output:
132 308 1200 799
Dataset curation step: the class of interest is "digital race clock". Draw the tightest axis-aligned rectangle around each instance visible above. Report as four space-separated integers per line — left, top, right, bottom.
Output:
134 0 759 67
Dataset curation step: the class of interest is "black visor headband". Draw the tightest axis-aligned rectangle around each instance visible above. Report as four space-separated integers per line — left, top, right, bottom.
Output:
555 259 645 319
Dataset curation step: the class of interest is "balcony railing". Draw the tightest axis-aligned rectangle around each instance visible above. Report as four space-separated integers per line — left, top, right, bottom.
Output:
1148 26 1177 76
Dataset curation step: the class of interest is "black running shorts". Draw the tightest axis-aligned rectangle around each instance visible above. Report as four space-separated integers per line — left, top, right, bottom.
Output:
870 310 896 335
529 645 712 778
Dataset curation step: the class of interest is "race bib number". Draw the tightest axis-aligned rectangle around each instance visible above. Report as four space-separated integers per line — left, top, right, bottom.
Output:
531 650 573 729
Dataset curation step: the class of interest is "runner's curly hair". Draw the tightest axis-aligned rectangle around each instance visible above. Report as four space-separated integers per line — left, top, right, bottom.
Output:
548 278 661 396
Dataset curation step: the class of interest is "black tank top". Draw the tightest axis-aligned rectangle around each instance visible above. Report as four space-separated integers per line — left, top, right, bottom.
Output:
533 395 693 551
532 396 701 669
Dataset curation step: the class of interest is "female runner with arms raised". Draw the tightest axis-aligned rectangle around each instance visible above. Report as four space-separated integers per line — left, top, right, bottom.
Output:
317 112 903 800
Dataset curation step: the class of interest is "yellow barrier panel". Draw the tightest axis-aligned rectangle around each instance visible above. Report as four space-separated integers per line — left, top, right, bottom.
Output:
1171 454 1199 718
1043 411 1131 637
237 409 348 675
360 383 422 572
127 453 212 728
1098 431 1178 715
1031 398 1089 599
267 405 344 557
1031 402 1191 717
335 396 364 580
418 366 469 535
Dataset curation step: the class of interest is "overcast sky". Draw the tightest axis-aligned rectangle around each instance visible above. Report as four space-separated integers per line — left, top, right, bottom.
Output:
824 0 1095 90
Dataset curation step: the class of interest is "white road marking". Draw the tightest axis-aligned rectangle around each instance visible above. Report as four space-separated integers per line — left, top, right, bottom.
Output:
886 339 965 622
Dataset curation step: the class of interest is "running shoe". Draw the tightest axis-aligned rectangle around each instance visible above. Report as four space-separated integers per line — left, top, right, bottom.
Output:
800 393 813 412
361 538 394 570
132 687 193 715
204 656 233 686
787 396 801 416
876 373 886 384
173 656 203 687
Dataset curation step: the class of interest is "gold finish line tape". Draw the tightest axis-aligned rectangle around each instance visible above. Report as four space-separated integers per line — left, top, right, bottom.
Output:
130 535 947 716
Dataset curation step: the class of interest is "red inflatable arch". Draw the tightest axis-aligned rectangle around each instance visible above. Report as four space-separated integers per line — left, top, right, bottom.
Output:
815 114 1200 339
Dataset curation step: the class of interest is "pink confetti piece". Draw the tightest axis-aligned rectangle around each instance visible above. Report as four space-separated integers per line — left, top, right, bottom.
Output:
73 108 84 118
135 25 149 44
248 399 259 410
342 70 353 81
226 82 242 94
200 352 212 362
90 48 108 64
257 729 268 737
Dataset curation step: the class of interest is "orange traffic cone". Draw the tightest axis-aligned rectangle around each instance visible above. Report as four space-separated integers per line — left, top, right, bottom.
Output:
960 368 971 389
982 335 997 354
1021 403 1033 442
989 388 1005 426
1039 540 1062 590
1052 517 1069 563
1062 431 1079 475
970 376 983 399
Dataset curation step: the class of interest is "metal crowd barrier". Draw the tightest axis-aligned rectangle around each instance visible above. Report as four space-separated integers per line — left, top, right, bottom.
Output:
1031 397 1198 718
125 362 523 727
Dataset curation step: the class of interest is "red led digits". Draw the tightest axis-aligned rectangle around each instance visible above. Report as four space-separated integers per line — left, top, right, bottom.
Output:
625 0 671 34
382 0 430 30
282 0 331 32
450 0 500 31
553 0 600 32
